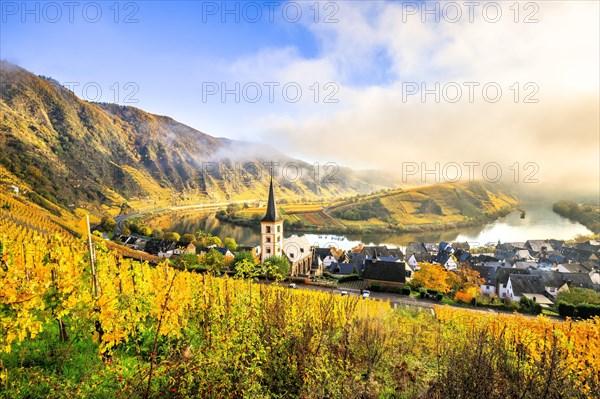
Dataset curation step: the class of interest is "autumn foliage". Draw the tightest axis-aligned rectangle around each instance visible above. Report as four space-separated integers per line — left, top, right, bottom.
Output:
1 193 599 398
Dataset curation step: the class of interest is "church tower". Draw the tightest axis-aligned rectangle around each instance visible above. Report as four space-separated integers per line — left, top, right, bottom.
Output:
260 173 283 262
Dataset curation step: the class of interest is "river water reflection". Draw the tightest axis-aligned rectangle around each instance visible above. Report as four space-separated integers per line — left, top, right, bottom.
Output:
147 203 592 247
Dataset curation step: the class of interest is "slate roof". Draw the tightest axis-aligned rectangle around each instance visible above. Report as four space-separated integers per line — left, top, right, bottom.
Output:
536 271 596 290
261 177 281 222
575 241 600 253
331 262 364 275
526 240 554 253
472 265 498 286
514 261 539 269
560 246 596 263
509 274 545 296
363 260 407 284
496 268 530 285
405 242 429 257
313 247 333 260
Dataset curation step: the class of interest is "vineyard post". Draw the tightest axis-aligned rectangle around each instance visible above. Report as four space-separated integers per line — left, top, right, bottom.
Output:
86 214 99 298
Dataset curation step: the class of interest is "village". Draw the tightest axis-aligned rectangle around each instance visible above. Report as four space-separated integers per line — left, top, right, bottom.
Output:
110 177 600 318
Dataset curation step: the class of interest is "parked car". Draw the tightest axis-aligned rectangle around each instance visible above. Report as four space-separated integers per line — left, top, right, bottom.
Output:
289 283 297 289
362 290 371 299
340 291 349 296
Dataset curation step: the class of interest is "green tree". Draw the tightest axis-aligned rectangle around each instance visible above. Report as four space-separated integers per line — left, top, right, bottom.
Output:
151 228 164 239
196 230 222 247
234 258 260 280
140 226 152 237
224 237 238 251
181 233 196 244
261 255 290 281
232 250 257 271
202 249 226 275
163 232 181 242
100 216 117 233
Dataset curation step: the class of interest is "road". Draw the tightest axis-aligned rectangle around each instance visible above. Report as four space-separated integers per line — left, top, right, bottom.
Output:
286 282 557 319
114 199 255 235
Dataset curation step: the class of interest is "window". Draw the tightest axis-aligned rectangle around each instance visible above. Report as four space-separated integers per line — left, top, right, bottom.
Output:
266 226 271 233
266 248 271 254
300 248 304 253
290 253 295 258
277 225 281 232
276 236 280 242
266 237 271 243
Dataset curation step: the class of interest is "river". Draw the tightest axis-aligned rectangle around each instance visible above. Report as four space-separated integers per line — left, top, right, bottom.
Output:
146 202 593 248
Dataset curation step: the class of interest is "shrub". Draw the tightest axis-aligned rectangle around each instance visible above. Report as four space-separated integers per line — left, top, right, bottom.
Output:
401 287 411 296
454 291 474 304
370 284 382 292
338 274 359 283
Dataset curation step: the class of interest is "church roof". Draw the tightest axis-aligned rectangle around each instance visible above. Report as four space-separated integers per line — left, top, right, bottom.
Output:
261 177 281 222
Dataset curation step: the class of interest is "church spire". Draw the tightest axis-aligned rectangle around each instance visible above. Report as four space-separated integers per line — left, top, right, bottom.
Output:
261 167 281 222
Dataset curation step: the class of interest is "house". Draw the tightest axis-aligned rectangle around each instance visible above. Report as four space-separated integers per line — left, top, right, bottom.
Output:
282 235 314 276
513 249 534 261
407 253 427 271
313 247 338 269
496 268 530 299
405 242 432 260
361 246 403 260
455 249 473 267
434 242 457 270
535 271 597 297
452 242 471 252
513 261 538 270
362 259 407 289
472 265 498 295
560 246 598 263
506 274 545 302
330 262 363 275
575 240 600 253
173 241 196 256
525 240 555 256
495 241 526 261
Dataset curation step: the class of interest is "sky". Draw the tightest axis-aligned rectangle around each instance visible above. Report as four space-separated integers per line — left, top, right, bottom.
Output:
1 1 599 195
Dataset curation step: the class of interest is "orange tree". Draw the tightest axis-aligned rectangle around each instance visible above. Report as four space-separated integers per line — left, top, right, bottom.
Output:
410 263 451 293
448 265 484 301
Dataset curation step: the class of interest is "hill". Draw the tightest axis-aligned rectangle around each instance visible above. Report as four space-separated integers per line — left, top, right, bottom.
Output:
0 62 377 217
218 181 519 233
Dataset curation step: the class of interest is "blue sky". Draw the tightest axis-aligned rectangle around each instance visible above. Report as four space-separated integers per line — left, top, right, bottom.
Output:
1 1 599 191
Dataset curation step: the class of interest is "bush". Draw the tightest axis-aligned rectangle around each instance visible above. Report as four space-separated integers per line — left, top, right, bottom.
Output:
419 288 427 299
370 284 382 292
576 303 600 319
558 301 600 319
401 287 411 296
338 274 360 283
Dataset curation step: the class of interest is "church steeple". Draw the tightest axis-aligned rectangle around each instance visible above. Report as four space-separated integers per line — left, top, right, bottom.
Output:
260 167 283 262
261 175 281 222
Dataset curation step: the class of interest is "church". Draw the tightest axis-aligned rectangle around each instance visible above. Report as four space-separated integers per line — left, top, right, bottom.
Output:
260 175 316 277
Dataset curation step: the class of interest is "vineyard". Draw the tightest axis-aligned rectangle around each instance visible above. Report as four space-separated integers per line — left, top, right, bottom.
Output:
1 194 599 398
